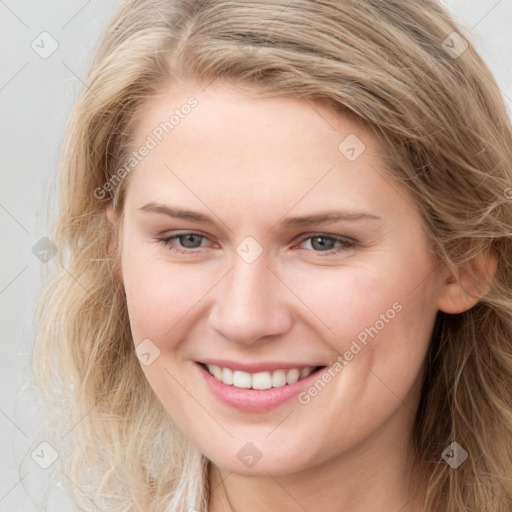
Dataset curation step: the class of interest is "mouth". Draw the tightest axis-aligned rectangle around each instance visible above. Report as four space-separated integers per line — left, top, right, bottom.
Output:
199 362 326 390
195 361 330 412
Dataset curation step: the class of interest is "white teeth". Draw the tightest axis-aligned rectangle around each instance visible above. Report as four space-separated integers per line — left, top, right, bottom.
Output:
286 368 300 384
272 369 287 388
212 365 223 380
222 367 233 385
251 371 273 390
232 370 252 389
205 364 317 389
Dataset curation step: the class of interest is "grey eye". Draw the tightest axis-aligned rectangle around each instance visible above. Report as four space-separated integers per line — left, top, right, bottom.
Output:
309 236 337 251
177 234 205 248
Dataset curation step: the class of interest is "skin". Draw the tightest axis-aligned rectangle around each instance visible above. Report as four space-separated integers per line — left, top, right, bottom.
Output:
107 81 484 512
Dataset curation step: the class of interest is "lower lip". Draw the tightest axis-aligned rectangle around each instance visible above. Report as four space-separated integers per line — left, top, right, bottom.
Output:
196 363 325 412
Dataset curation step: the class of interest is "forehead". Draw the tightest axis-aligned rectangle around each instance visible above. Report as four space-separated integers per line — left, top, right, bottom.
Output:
124 81 409 223
132 81 374 158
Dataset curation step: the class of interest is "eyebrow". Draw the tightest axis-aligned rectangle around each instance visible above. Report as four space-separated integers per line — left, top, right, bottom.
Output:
138 201 382 228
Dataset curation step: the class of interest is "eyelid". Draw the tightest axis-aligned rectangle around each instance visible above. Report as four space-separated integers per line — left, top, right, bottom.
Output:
295 232 357 245
158 231 213 247
158 230 357 245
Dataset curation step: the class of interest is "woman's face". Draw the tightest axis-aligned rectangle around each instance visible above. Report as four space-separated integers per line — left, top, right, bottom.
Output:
113 81 447 476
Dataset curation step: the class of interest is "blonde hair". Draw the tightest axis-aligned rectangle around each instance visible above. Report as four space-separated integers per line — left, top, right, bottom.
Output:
33 0 512 510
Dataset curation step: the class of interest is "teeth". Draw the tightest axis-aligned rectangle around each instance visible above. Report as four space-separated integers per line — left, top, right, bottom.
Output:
233 370 252 389
212 365 223 380
286 368 300 384
272 369 287 388
300 367 312 379
222 367 233 385
205 364 317 390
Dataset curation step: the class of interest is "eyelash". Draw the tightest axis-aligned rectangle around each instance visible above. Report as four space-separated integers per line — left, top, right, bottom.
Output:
156 232 357 256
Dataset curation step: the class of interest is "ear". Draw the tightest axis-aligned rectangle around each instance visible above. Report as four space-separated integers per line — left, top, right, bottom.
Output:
437 246 497 314
106 204 124 289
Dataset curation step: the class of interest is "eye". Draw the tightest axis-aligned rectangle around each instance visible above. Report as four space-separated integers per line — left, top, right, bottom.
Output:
156 231 357 256
156 232 210 254
295 233 357 255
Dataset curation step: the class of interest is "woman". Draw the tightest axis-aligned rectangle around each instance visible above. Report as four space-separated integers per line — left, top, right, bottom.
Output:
34 1 512 511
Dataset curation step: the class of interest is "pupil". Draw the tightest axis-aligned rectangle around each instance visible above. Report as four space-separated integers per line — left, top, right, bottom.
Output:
312 236 334 251
181 234 201 248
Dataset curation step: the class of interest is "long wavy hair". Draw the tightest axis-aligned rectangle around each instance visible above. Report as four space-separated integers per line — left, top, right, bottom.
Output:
33 0 512 510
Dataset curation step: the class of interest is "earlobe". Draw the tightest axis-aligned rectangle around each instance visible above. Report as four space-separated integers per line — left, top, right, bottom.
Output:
437 247 497 314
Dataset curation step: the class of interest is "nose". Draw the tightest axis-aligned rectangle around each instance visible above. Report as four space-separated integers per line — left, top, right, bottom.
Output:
208 255 293 345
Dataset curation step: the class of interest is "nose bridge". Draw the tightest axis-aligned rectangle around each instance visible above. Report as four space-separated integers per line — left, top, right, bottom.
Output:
208 247 291 344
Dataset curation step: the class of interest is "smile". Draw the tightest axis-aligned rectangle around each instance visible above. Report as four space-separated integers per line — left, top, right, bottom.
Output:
203 364 323 390
196 360 328 412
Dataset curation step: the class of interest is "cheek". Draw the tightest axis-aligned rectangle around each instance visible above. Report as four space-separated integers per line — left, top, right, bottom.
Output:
284 265 437 452
121 244 214 345
281 254 438 395
120 248 209 414
278 261 413 351
336 271 437 416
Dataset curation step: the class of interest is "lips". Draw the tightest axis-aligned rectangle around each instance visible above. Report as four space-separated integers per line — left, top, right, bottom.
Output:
195 360 327 412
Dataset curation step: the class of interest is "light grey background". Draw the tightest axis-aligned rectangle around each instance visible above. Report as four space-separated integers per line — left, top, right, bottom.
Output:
1 1 511 510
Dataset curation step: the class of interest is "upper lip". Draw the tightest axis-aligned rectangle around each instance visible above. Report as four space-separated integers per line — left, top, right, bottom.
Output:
197 359 324 373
